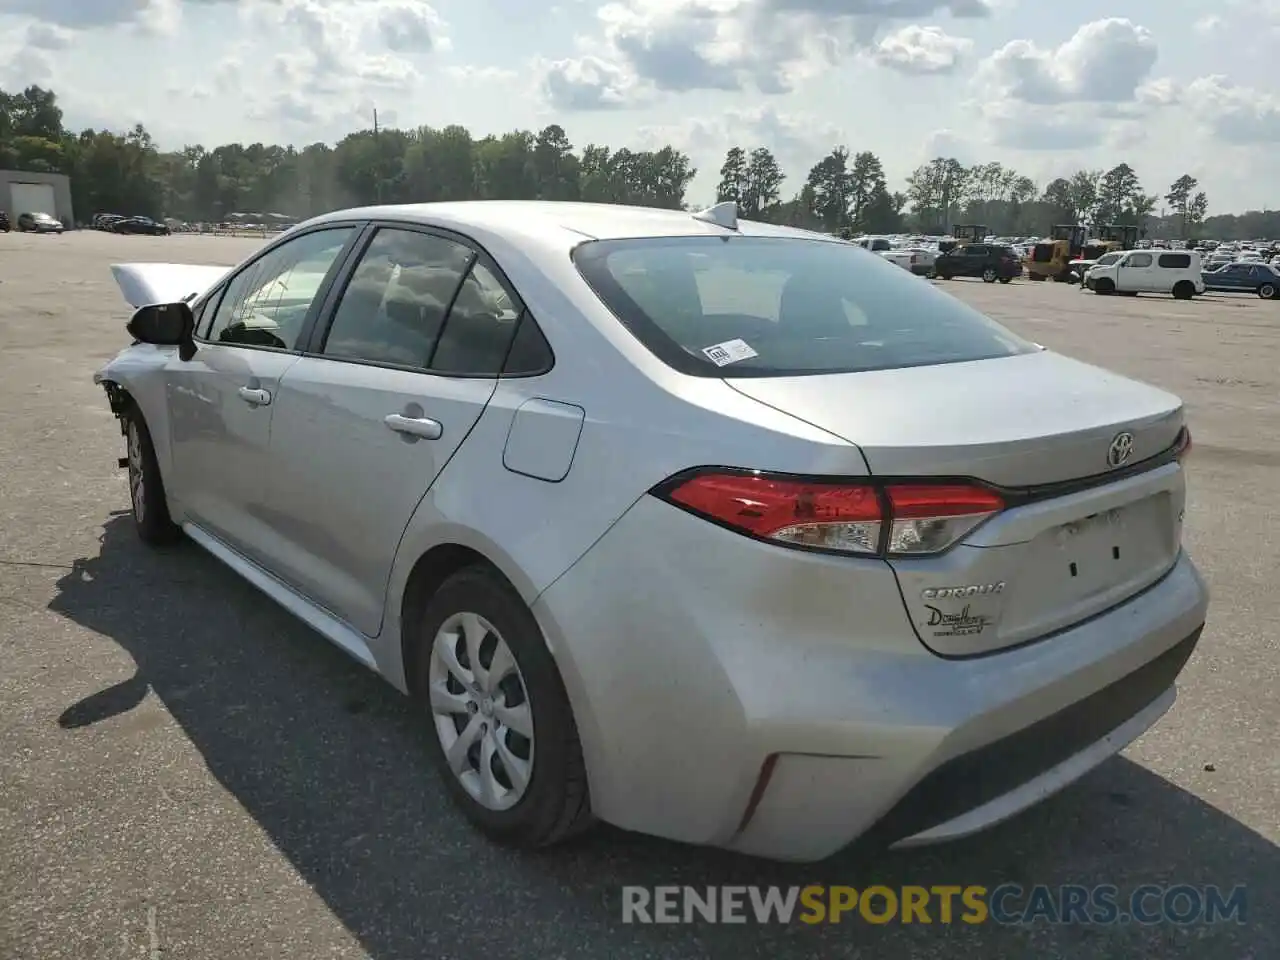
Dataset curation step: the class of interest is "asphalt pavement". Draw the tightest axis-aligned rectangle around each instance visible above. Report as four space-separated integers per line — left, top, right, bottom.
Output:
1 231 1276 959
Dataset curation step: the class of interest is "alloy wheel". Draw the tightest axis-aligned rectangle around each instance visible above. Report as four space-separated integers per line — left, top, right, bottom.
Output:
428 611 534 811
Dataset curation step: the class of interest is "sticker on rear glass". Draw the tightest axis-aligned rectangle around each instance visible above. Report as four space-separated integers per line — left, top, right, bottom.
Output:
702 338 758 366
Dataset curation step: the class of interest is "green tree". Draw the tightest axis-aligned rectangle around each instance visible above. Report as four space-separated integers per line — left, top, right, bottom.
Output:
1165 174 1199 238
805 147 852 231
741 147 784 218
906 158 968 232
715 146 747 204
1095 163 1154 229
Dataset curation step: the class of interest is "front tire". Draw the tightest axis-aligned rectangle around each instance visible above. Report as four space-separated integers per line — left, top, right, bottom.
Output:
414 566 593 848
1259 282 1277 300
1093 278 1115 295
123 406 182 545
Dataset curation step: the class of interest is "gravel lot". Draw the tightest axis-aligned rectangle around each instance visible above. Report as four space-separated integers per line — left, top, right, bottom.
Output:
1 230 1276 959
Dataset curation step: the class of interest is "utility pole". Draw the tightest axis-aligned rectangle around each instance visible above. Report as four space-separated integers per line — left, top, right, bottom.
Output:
373 106 382 205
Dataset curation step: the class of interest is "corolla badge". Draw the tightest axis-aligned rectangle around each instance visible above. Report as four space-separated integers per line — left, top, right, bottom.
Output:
1107 431 1134 468
921 582 1006 600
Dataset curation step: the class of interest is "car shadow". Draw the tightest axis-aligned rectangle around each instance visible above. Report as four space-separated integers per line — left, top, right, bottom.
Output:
49 516 1278 959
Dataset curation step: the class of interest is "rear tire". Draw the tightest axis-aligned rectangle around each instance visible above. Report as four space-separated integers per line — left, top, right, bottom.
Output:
937 271 951 280
1172 280 1196 300
122 405 182 546
1259 282 1277 300
414 565 594 848
982 267 997 283
998 276 1012 284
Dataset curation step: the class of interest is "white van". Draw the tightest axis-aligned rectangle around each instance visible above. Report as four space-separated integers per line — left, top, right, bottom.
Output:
1085 248 1205 299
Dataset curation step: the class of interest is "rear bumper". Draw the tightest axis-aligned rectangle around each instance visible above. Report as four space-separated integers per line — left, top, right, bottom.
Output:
534 496 1210 862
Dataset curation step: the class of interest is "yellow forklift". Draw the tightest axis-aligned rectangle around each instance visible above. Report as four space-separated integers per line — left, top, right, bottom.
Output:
1098 224 1141 250
1026 223 1139 282
1025 224 1089 282
937 224 986 254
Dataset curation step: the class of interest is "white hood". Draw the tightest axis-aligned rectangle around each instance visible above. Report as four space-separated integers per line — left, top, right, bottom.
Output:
111 262 229 308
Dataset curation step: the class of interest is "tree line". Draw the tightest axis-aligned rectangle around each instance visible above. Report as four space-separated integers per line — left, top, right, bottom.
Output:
1 84 1275 241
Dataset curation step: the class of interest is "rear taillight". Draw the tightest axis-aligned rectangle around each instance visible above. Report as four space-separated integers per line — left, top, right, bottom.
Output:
884 483 1005 554
655 471 1004 557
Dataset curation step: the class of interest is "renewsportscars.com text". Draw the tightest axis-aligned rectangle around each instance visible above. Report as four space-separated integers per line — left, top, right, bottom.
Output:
621 884 1248 926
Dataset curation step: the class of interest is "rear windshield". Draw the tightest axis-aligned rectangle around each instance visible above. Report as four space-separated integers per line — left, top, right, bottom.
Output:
572 236 1036 378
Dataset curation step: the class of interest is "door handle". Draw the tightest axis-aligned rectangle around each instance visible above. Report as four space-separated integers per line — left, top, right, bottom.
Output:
238 386 271 405
384 413 442 440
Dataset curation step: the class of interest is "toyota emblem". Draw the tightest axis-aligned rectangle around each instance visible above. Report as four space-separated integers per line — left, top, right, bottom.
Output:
1107 431 1134 467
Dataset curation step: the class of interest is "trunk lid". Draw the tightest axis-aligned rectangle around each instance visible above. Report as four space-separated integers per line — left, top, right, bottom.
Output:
111 263 229 308
727 351 1187 655
726 351 1182 487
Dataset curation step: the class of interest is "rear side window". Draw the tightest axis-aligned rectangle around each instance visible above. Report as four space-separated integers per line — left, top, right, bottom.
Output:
429 261 525 375
572 236 1035 378
322 228 474 368
1157 253 1191 269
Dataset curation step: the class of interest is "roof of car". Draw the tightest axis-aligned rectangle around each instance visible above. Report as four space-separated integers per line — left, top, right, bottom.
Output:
302 200 838 253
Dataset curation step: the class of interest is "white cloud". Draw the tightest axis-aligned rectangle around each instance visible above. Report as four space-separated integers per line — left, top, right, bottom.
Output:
1184 75 1280 144
25 22 73 49
977 18 1158 105
921 128 978 164
219 0 447 128
873 25 972 74
538 0 994 107
969 18 1170 152
539 55 639 110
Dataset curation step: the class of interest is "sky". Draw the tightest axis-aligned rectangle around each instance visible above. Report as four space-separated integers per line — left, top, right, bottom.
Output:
1 0 1278 214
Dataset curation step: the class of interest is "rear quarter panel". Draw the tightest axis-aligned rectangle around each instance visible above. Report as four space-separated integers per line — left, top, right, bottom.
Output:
373 232 874 686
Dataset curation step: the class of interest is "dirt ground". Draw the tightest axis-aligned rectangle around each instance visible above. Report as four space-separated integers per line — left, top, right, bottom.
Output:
1 229 1276 959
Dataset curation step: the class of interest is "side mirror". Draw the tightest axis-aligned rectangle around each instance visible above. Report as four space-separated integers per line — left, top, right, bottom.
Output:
127 302 196 360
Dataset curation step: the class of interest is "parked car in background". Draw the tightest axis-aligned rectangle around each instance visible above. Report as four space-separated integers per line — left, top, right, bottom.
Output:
933 243 1022 283
902 246 938 276
1070 252 1122 286
93 199 1206 863
0 211 9 232
854 235 916 272
17 212 64 234
1201 261 1280 299
1086 249 1204 299
111 216 171 236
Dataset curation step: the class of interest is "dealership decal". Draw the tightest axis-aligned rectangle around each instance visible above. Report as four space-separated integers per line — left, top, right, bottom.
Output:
924 604 989 636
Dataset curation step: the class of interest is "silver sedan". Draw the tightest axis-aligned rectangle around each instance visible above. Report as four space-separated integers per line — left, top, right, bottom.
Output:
95 200 1208 862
